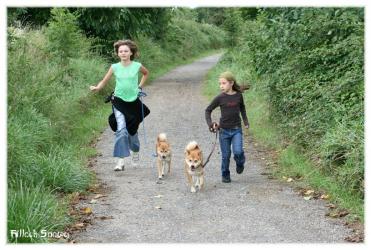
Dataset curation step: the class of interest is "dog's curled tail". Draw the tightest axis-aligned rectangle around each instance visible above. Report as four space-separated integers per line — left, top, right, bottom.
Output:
158 133 167 142
186 141 199 151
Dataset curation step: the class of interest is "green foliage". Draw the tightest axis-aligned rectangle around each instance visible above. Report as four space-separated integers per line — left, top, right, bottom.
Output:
319 119 364 195
222 8 244 47
234 8 364 195
8 109 93 191
239 7 259 20
171 7 198 21
7 26 105 187
8 107 53 180
277 145 363 220
135 35 170 76
7 25 105 242
195 8 226 26
199 23 227 49
7 9 225 242
163 17 226 59
45 8 90 65
7 7 51 27
8 182 68 243
195 8 259 28
74 8 173 57
9 7 224 59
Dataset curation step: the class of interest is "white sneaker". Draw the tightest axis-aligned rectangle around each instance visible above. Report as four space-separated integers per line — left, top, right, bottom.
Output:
131 151 139 167
114 158 125 171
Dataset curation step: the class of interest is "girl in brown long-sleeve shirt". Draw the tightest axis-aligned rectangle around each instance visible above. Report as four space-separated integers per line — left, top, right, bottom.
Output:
205 71 249 183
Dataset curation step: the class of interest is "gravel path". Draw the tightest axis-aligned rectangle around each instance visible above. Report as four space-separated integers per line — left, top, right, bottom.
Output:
74 54 351 243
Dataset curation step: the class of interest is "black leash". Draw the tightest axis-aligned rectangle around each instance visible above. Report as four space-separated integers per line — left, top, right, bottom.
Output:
202 130 219 168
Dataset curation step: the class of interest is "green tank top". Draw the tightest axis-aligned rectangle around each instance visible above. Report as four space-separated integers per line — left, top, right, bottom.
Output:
112 61 142 102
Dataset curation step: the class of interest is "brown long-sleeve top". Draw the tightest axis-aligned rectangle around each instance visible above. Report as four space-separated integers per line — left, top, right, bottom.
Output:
205 92 249 129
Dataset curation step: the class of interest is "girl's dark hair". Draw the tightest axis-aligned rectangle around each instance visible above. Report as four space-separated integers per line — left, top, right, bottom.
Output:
219 71 250 93
113 39 139 60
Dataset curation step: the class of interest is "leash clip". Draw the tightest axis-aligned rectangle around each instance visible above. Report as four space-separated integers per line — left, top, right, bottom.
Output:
138 91 147 97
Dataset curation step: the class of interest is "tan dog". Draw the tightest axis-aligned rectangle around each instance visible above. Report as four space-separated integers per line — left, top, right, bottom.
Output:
184 141 204 193
156 133 171 180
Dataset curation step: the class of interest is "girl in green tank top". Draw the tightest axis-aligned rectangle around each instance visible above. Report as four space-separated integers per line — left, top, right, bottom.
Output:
89 40 149 170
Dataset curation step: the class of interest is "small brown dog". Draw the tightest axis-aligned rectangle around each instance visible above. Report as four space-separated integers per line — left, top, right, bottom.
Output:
156 133 171 180
184 141 204 193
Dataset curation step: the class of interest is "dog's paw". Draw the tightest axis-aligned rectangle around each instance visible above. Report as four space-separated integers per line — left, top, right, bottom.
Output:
158 176 163 180
191 186 196 193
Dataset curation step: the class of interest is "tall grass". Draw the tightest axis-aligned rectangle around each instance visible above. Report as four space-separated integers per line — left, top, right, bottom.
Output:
277 145 364 221
7 182 68 243
7 10 114 242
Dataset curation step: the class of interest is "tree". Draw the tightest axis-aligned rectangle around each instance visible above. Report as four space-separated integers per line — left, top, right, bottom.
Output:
195 8 226 26
7 7 52 27
74 8 172 57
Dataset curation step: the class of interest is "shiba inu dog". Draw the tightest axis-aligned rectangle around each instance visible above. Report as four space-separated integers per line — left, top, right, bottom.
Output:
156 133 171 180
184 141 204 193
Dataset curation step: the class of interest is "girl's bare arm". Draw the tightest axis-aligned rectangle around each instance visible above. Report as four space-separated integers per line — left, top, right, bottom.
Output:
90 67 113 92
138 65 149 88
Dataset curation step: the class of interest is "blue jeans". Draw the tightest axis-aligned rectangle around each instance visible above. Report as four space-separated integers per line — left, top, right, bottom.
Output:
113 107 140 158
219 127 245 177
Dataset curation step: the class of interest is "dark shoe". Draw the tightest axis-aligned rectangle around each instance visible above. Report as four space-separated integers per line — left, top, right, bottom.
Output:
236 165 244 174
222 175 231 183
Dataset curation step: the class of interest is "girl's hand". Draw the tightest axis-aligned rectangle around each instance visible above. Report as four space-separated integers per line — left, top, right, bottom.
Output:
209 122 219 133
90 85 100 92
245 124 250 129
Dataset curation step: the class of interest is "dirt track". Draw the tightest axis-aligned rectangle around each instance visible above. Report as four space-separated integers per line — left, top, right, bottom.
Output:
73 54 351 243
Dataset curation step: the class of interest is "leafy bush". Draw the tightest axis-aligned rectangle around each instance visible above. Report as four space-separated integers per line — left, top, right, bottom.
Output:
235 8 364 195
45 8 90 64
135 34 171 74
163 17 226 59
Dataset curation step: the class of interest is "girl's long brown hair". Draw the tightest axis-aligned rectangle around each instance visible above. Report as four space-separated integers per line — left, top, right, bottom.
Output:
219 71 250 93
113 39 139 60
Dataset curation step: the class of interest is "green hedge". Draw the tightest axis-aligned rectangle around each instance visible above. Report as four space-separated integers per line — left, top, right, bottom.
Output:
236 8 364 195
161 17 226 60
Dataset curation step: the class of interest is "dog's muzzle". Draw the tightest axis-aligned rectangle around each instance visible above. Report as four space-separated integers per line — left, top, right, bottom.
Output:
162 155 166 159
191 165 195 171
